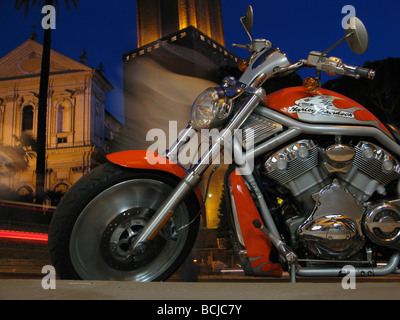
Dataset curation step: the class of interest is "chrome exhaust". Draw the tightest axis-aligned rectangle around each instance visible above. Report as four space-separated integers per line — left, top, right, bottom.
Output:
296 251 400 277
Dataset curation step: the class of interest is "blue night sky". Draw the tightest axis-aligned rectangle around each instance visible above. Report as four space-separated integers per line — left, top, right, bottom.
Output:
1 0 399 124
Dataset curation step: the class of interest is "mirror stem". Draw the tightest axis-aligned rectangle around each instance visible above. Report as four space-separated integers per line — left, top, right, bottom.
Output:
240 16 253 43
321 31 353 56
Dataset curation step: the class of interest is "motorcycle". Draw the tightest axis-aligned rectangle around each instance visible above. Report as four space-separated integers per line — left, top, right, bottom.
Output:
48 6 400 282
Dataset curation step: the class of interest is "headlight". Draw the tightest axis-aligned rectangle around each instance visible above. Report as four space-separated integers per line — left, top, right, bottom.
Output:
190 87 232 129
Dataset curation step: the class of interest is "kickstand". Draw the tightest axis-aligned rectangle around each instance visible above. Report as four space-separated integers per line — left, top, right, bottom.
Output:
289 262 297 283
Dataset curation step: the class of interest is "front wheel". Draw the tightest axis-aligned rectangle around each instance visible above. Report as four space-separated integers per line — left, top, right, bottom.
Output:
48 163 200 281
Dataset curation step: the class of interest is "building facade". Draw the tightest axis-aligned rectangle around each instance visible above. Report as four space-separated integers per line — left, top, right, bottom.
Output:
0 39 120 200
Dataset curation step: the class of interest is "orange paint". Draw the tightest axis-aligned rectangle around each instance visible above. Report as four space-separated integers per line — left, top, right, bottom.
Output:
229 171 283 277
106 150 204 215
264 86 390 134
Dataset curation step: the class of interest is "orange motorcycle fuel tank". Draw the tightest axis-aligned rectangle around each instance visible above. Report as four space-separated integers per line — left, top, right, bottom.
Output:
264 86 391 135
106 150 204 216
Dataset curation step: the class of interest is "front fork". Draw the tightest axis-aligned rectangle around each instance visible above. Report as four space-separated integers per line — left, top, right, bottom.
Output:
130 86 266 254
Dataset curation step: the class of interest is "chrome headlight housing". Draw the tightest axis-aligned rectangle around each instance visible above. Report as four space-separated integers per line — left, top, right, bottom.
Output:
190 87 232 130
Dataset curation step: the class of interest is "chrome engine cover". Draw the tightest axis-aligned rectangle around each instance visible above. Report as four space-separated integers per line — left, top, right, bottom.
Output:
298 180 365 259
263 138 400 258
364 200 400 250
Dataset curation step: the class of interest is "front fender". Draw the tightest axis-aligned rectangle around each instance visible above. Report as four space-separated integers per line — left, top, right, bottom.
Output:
106 150 204 215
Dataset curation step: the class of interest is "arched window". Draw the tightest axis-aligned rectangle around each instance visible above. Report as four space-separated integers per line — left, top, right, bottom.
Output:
22 105 34 132
17 185 33 196
17 186 34 202
54 182 69 193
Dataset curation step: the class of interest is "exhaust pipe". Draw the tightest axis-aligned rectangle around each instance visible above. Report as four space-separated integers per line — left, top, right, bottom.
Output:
253 219 400 280
296 251 400 277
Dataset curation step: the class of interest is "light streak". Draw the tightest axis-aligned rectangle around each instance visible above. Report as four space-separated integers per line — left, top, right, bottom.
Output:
0 230 48 243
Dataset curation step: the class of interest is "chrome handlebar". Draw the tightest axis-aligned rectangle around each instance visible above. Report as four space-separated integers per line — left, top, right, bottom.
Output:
342 64 375 80
272 51 375 80
304 50 375 79
234 39 375 81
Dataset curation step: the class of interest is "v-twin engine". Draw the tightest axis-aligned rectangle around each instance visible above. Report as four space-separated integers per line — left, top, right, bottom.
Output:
263 139 400 259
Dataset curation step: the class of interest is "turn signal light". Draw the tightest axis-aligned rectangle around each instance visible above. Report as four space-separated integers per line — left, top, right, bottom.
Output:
303 77 321 92
238 59 249 72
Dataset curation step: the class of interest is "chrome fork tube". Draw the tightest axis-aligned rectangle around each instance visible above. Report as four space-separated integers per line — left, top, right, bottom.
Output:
131 88 266 253
131 170 203 255
164 125 196 162
192 87 266 176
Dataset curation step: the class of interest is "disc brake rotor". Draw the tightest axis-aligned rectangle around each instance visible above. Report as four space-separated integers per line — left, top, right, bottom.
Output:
100 207 168 271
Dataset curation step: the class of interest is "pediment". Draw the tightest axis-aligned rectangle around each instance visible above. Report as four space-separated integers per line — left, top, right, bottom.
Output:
0 39 92 80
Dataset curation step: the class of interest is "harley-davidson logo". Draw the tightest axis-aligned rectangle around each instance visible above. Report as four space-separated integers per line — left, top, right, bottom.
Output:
288 95 355 119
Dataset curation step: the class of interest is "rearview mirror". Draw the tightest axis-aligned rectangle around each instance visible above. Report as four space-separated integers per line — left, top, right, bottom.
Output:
243 5 254 33
345 17 369 54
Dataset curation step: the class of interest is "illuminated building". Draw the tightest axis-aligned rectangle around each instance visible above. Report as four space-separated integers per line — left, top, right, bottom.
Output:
0 39 121 200
136 0 225 48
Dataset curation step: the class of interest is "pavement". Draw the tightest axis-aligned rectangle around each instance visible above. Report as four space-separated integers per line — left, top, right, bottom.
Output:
1 275 400 300
0 214 399 302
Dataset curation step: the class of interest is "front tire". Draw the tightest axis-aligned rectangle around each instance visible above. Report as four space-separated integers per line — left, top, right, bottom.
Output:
48 163 200 281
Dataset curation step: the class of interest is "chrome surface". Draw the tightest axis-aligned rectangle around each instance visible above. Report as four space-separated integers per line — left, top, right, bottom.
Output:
298 180 365 259
260 134 400 257
70 179 190 281
130 171 201 254
263 139 327 215
240 114 283 149
190 87 229 130
354 141 400 184
190 80 244 130
264 139 318 183
240 47 290 87
342 141 400 201
165 125 196 162
296 251 400 277
252 106 400 155
323 144 355 173
132 85 265 252
364 200 400 250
